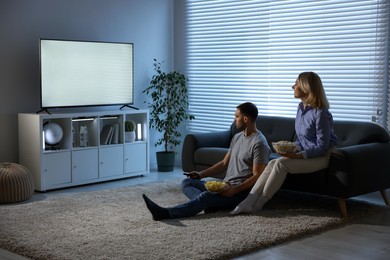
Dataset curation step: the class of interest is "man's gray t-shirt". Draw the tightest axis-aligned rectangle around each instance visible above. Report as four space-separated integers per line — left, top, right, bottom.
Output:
223 130 270 185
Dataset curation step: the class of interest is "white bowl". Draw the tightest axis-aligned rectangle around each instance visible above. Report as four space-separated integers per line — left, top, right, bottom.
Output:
272 141 296 154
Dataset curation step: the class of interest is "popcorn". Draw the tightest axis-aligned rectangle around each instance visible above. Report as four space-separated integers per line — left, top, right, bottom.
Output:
272 141 297 154
205 181 227 192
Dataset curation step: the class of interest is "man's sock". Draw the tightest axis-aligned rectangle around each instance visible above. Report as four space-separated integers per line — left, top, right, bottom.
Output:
252 195 270 212
229 193 260 215
142 194 171 221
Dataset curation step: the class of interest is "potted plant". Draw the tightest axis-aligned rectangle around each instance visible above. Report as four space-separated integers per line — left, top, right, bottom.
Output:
143 59 194 172
124 120 136 142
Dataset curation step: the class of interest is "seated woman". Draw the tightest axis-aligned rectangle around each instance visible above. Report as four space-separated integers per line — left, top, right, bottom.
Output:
231 71 338 215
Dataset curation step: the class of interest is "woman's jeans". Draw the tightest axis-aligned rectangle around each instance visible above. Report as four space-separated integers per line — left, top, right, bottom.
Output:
167 178 249 219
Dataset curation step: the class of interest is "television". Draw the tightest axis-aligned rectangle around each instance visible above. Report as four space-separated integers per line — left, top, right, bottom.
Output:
40 39 134 109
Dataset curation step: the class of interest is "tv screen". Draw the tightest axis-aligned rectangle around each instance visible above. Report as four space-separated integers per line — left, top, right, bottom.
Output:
40 39 134 108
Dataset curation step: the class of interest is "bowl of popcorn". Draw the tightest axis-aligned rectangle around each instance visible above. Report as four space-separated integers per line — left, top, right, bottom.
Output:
272 141 297 154
205 180 228 193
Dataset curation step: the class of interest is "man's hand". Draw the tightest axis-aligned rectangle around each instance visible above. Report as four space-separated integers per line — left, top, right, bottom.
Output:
183 172 201 179
219 183 236 197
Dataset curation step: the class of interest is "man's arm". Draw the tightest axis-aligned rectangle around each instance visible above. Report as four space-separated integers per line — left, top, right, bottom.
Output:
221 162 267 197
188 152 231 179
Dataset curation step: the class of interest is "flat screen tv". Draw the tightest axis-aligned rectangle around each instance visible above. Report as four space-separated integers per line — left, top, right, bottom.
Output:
40 39 134 109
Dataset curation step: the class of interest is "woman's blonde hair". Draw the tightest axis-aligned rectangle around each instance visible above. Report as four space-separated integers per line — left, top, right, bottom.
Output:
297 71 329 109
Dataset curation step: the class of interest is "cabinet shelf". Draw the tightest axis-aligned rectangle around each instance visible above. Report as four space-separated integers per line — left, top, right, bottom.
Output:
72 146 99 151
43 148 72 154
19 109 149 191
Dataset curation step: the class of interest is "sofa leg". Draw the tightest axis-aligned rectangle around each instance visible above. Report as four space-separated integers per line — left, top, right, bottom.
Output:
380 190 390 206
338 198 348 218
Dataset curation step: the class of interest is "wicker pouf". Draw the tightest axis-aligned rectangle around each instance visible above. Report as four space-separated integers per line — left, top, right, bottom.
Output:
0 162 34 203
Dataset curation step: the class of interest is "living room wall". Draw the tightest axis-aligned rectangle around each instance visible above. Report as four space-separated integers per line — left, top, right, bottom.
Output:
0 0 179 166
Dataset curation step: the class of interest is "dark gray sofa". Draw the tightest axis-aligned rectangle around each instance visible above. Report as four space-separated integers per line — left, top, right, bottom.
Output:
182 115 390 217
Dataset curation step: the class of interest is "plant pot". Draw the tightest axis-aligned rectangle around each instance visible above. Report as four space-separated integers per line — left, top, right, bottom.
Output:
156 151 175 172
125 131 136 142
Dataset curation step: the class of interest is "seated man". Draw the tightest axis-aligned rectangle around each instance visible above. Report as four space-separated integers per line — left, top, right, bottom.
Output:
142 102 271 221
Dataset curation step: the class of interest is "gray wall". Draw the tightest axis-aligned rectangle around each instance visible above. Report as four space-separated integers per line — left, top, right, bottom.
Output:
0 0 179 167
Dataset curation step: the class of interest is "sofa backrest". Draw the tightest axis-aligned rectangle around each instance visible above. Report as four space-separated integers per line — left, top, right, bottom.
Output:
230 115 296 151
333 120 389 147
256 116 296 150
230 115 389 150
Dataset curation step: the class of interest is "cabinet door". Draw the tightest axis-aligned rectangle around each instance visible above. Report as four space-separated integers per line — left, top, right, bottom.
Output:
124 143 147 173
72 149 98 182
42 152 71 188
99 146 124 178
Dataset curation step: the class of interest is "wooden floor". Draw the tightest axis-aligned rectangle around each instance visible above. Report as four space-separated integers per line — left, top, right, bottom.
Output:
1 168 390 260
235 195 390 260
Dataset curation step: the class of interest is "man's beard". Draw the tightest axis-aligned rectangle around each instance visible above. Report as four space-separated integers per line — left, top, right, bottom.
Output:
236 122 246 131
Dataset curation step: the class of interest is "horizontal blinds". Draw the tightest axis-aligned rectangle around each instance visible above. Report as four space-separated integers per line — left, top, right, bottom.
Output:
186 0 389 133
388 47 390 130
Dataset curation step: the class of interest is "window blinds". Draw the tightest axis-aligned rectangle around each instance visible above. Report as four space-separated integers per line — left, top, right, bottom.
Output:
186 0 389 133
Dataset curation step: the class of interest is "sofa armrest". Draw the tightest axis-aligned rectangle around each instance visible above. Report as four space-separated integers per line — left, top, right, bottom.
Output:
182 130 232 172
327 142 390 197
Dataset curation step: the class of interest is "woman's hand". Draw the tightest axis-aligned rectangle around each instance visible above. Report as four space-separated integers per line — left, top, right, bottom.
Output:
279 152 304 159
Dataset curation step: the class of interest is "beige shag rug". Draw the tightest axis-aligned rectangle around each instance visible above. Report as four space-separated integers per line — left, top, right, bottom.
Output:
0 180 386 260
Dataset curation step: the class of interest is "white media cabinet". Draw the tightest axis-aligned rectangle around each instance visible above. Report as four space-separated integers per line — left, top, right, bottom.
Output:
18 109 149 191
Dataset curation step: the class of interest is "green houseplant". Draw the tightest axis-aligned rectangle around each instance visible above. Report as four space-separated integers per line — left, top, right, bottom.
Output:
124 120 136 142
143 59 194 171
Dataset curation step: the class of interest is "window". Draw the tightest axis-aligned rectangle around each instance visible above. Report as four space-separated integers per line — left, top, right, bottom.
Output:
186 0 390 132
